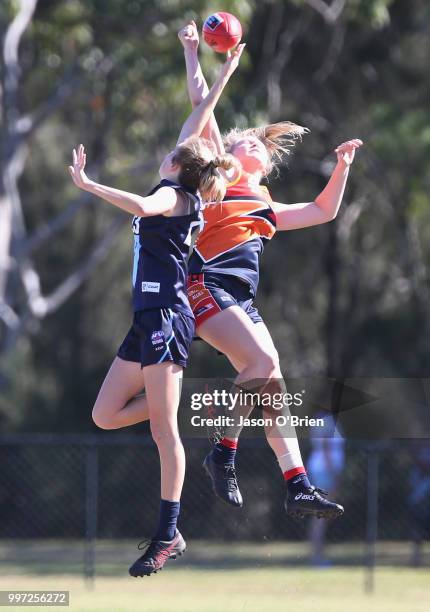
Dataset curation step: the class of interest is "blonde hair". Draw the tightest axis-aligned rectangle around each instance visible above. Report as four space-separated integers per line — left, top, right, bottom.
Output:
173 136 238 202
223 121 309 175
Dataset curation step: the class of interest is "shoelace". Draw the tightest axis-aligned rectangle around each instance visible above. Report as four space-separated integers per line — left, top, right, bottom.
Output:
136 538 171 564
224 465 239 492
137 538 151 551
310 486 328 498
209 431 222 445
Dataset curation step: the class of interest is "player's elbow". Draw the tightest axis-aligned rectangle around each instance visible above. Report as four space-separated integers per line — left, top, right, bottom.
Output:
138 204 149 217
190 94 205 108
326 210 338 222
314 201 338 223
137 201 156 217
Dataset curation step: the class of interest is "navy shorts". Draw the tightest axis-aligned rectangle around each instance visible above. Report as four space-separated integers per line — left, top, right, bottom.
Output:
117 308 195 368
187 272 262 327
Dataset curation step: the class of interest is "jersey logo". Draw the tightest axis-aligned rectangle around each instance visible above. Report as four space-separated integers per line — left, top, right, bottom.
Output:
142 281 160 293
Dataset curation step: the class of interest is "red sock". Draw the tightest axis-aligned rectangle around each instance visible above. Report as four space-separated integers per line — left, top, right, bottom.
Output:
213 437 237 465
219 437 237 449
283 466 306 481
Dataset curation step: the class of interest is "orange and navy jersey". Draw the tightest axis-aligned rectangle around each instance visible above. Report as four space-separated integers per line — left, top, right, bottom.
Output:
188 171 277 294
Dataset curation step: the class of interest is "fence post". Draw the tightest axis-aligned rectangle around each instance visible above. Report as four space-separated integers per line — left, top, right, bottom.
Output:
365 447 379 593
84 441 98 586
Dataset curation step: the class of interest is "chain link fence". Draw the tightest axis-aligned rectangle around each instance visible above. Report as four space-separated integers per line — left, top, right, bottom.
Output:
0 435 429 580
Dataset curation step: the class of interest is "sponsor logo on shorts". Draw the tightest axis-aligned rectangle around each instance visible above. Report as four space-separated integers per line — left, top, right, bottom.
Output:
192 289 206 300
151 330 165 346
195 303 214 316
205 13 224 31
142 281 160 293
220 295 232 302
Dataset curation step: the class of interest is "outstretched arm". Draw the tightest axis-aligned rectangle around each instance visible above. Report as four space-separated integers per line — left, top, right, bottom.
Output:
179 21 226 154
68 145 178 217
273 139 363 231
176 43 245 145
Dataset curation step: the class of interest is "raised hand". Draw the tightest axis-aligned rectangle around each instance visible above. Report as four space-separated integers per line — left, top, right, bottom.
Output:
220 43 246 78
334 139 363 166
68 144 92 190
178 20 199 51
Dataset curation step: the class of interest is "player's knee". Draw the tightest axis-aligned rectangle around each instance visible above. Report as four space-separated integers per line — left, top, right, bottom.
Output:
92 406 116 430
254 349 280 379
150 421 180 447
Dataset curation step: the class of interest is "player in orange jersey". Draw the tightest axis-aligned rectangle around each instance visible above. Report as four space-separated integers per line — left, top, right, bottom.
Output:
180 21 362 518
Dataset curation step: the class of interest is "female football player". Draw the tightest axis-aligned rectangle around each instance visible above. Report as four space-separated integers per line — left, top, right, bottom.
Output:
68 43 244 577
179 21 362 519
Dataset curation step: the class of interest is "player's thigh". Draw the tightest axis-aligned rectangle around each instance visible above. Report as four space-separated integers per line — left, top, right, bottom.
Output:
252 322 281 369
93 357 146 417
143 362 183 434
197 306 272 369
226 321 279 373
226 353 245 373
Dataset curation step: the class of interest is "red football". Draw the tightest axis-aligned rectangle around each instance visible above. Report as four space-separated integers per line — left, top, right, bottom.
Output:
202 12 242 53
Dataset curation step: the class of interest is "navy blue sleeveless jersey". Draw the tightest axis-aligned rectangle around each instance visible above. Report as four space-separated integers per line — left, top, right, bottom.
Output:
132 179 202 316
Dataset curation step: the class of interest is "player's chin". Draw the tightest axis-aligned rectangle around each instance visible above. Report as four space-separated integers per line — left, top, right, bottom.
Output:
238 154 262 172
245 160 266 175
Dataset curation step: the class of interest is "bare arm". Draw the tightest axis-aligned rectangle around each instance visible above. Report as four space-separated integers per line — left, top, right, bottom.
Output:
273 139 363 231
68 145 178 217
179 21 225 154
176 43 245 145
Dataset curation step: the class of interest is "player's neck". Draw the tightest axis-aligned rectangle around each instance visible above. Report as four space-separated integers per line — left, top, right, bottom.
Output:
159 169 180 184
243 170 263 186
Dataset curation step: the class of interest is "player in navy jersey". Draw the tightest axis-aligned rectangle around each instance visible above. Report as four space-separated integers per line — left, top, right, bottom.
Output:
179 21 363 519
68 43 244 577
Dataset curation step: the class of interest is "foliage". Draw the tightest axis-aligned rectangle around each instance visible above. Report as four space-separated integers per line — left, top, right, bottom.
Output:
0 0 429 431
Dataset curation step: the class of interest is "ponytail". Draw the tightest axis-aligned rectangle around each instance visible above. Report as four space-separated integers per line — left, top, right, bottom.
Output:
173 136 239 203
198 154 238 202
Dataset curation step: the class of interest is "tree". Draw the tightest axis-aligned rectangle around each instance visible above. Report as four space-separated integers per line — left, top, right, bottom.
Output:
1 0 429 432
1 1 147 365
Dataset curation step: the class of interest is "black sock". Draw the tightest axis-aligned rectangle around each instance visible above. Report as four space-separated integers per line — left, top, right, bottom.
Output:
212 438 237 466
154 499 180 541
286 472 312 492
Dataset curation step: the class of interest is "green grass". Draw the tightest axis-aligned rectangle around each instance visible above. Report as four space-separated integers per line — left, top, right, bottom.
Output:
1 568 430 612
1 541 430 611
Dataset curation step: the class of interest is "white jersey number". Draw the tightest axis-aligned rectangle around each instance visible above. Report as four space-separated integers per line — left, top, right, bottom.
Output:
184 214 204 247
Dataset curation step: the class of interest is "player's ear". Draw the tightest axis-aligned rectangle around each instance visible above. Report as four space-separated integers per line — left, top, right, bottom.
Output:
169 150 179 170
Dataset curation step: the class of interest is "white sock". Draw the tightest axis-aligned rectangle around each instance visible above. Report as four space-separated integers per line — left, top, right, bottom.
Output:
266 435 305 477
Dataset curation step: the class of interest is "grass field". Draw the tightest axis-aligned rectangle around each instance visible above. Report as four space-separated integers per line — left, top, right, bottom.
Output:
1 541 430 612
1 568 430 612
